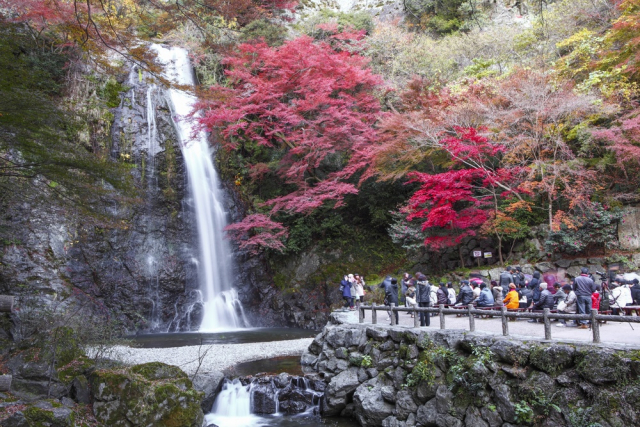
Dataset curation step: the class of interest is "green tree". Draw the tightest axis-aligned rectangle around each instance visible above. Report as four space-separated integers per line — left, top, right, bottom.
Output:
0 23 134 218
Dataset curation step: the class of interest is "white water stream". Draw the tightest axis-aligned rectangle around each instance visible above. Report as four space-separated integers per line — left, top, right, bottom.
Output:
152 44 248 331
207 379 260 427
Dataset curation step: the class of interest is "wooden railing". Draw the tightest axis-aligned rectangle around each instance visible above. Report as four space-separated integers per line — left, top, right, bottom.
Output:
357 303 640 344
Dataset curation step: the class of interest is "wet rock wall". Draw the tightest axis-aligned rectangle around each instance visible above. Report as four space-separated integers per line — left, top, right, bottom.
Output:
303 318 640 427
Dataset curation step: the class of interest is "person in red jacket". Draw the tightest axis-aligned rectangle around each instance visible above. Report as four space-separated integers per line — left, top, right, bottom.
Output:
591 290 601 310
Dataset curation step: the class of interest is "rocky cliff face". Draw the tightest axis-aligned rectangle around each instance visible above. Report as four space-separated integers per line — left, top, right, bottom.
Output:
1 65 201 333
303 318 640 427
0 58 323 333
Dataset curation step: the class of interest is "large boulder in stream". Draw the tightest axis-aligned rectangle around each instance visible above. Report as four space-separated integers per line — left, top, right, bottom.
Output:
90 362 204 427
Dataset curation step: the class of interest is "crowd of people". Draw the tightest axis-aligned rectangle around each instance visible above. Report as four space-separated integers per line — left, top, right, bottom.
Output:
339 274 366 311
341 266 640 328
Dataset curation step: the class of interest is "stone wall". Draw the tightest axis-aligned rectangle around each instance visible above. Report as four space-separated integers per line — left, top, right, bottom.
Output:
302 318 640 427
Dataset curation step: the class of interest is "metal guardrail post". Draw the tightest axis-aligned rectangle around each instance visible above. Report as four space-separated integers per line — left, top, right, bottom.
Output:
372 303 377 325
0 375 11 392
439 304 445 330
468 304 475 332
591 309 600 343
390 303 397 326
0 295 14 312
501 306 509 336
543 308 552 340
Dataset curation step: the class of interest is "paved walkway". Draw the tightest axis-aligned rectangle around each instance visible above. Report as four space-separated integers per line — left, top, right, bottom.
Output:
335 308 640 348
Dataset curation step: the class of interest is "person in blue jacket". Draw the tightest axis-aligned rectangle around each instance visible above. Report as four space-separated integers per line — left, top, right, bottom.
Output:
476 283 495 307
340 275 353 310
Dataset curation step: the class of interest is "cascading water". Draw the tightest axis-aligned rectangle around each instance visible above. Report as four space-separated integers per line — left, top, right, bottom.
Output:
151 44 249 331
206 379 259 427
206 376 325 427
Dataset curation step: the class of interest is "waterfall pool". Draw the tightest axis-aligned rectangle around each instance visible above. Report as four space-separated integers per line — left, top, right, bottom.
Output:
204 413 360 427
224 355 304 377
127 327 317 348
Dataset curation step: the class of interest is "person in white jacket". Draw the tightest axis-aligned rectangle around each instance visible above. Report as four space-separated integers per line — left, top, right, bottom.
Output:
353 274 365 310
619 283 634 309
447 282 456 305
610 283 624 315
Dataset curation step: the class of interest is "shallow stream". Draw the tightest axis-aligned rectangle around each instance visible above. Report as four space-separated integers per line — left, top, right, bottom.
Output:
128 328 317 348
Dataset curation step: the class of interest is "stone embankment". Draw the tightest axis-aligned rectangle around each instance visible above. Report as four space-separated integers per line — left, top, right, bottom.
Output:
303 315 640 427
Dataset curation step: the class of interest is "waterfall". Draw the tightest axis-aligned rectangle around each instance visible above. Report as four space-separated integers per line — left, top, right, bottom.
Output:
152 44 248 331
206 379 260 427
206 375 325 426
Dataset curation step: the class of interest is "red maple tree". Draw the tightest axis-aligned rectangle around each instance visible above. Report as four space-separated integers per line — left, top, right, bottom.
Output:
403 127 523 250
199 35 383 251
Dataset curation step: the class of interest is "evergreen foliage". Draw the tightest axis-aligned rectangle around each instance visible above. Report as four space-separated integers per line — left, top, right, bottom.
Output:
0 22 135 217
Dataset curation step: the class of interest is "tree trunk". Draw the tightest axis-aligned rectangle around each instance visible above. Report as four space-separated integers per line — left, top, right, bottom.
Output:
0 375 12 392
0 295 13 312
495 232 504 266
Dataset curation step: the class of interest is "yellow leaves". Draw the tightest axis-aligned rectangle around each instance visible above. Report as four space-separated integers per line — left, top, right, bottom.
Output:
481 211 524 236
551 210 579 231
504 200 533 214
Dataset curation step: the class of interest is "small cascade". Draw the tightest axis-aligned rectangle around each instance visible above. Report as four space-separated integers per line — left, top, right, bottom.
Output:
151 43 249 331
206 379 260 427
206 374 325 426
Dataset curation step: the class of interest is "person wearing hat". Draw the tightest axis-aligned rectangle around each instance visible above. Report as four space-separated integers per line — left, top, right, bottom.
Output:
532 282 554 310
503 283 520 310
573 267 596 329
340 275 353 311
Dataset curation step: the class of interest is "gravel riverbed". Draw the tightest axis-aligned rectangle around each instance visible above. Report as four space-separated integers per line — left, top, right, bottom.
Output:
101 338 314 375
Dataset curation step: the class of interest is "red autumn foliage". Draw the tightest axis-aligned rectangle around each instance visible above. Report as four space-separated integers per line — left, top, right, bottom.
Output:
199 36 383 251
224 214 288 254
403 127 523 249
592 111 640 164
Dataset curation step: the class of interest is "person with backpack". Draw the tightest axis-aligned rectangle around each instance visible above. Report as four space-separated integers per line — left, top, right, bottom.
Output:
379 276 399 324
416 273 431 327
514 267 525 287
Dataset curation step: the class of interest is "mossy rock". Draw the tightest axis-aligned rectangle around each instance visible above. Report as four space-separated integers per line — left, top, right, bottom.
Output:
22 401 75 427
576 350 631 385
529 344 575 375
129 362 187 382
57 355 95 384
90 362 204 427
